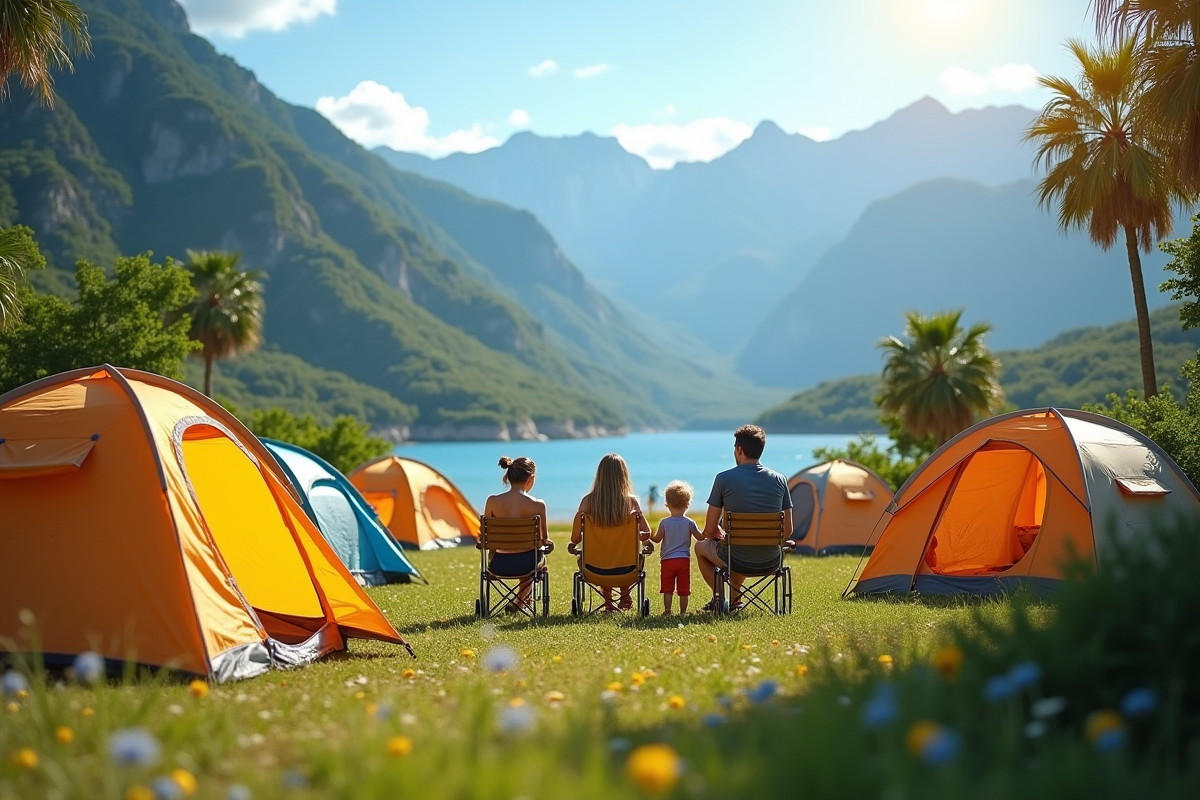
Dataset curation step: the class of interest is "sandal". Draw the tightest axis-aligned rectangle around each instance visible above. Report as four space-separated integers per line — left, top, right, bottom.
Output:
618 595 633 611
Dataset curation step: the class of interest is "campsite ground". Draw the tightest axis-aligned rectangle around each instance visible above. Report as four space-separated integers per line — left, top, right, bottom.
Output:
1 523 1037 800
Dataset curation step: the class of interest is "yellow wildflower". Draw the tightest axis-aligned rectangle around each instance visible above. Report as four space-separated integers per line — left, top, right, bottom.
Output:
387 735 413 757
795 664 809 677
544 691 565 705
1085 709 1124 743
365 703 378 717
460 649 476 659
707 634 717 642
170 769 198 796
930 645 964 680
509 697 526 708
630 672 646 687
81 707 96 716
188 680 209 699
626 743 681 795
607 681 624 693
354 691 366 700
125 786 153 800
8 748 37 769
55 726 74 744
772 639 781 647
906 720 942 756
402 668 416 680
6 702 18 714
878 654 894 667
552 655 563 663
667 695 686 710
516 679 527 689
740 644 753 651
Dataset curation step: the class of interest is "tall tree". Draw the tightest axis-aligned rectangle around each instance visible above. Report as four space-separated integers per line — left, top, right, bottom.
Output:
1093 1 1200 191
876 310 1003 447
1026 38 1191 398
0 0 91 106
182 250 265 397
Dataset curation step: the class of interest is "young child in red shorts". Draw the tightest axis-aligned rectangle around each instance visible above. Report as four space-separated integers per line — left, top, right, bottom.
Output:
649 480 703 615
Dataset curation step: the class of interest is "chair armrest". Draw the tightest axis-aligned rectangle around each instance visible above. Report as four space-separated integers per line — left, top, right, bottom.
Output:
783 539 797 553
641 542 655 556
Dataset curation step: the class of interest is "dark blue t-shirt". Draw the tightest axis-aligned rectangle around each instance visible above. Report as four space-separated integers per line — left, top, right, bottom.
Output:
707 462 792 514
707 462 791 570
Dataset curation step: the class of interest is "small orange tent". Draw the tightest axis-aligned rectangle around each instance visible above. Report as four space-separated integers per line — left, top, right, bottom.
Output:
0 366 409 681
788 459 893 554
846 408 1200 596
350 456 480 550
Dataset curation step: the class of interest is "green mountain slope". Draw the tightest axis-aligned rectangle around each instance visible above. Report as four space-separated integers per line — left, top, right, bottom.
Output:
755 305 1200 432
0 0 654 437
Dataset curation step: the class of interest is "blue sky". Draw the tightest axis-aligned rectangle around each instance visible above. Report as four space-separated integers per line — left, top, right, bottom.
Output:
177 0 1098 167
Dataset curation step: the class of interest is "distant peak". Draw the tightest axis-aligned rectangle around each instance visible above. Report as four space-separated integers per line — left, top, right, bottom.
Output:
893 96 951 119
752 120 787 138
142 0 191 34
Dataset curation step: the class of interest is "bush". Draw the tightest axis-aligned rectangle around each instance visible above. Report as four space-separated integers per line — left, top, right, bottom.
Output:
812 416 935 490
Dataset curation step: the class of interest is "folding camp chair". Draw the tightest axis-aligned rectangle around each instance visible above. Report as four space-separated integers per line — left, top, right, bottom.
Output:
569 512 653 617
476 516 551 619
715 511 794 615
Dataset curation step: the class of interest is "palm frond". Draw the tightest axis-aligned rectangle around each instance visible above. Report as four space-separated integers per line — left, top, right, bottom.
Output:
0 0 92 107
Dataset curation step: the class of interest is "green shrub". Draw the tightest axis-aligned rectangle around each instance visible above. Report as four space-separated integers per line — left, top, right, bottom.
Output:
811 416 935 490
226 403 392 475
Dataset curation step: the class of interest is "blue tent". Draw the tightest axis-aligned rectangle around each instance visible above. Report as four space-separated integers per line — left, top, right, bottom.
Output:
263 439 421 586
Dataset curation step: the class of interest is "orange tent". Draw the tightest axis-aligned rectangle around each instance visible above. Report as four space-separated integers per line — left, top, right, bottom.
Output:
350 456 480 550
788 459 893 555
0 366 409 681
846 408 1200 596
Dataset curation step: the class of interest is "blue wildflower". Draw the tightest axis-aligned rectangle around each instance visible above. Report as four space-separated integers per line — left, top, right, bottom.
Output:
747 680 778 704
73 651 105 684
702 713 725 728
281 770 308 790
1093 727 1125 751
984 675 1015 702
715 694 733 708
1 670 28 697
226 786 252 800
498 704 536 734
152 775 183 800
860 684 898 728
1007 661 1042 689
483 645 519 674
1120 687 1157 718
921 729 961 764
108 728 161 767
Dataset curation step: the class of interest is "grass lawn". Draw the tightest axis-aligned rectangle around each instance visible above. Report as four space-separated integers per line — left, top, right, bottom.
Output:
1 521 1038 800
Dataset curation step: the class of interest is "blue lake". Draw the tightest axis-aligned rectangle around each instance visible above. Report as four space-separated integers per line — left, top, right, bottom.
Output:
395 431 880 521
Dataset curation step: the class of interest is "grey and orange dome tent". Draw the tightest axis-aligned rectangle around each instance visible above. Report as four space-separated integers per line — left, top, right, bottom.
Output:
788 459 893 555
0 366 411 682
845 408 1200 597
350 456 480 550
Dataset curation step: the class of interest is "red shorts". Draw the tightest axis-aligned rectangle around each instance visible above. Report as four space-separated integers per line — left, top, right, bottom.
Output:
660 558 691 596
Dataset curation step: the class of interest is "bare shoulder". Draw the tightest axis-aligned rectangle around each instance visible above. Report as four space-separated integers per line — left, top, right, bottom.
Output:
578 492 593 512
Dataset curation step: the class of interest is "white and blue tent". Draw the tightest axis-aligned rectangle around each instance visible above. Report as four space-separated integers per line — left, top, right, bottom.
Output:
263 439 421 586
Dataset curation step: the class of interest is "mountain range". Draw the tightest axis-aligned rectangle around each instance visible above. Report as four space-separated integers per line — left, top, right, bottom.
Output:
0 0 777 438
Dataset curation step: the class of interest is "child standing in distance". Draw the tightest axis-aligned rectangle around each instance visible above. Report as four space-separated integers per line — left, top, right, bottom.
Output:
650 480 703 615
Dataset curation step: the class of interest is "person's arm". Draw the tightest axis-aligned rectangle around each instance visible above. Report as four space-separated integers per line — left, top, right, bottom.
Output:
570 495 588 545
782 508 793 543
702 504 723 540
650 520 665 544
631 497 651 539
536 500 549 546
690 518 703 541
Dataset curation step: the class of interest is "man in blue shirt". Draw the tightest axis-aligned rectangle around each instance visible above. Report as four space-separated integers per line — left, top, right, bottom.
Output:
695 424 793 612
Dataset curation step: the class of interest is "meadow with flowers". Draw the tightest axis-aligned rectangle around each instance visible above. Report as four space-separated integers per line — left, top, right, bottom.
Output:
3 517 1200 799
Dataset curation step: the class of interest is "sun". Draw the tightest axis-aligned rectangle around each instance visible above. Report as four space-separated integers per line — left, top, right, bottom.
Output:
923 0 972 24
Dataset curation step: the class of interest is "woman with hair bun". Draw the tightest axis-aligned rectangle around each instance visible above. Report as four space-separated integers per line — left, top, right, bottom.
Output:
484 456 549 611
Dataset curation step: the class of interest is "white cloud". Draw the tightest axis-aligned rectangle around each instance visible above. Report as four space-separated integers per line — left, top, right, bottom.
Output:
939 63 1039 96
528 60 558 78
799 126 832 142
178 0 336 38
315 80 499 157
610 117 753 170
507 108 531 126
573 63 610 79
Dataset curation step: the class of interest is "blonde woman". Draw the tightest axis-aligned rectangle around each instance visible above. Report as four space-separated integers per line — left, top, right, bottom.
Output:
569 453 651 611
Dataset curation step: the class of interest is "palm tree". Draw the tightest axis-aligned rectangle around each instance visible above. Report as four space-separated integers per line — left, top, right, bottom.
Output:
1026 38 1191 398
1093 2 1200 191
0 0 91 107
183 250 265 397
0 225 43 332
876 310 1003 446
